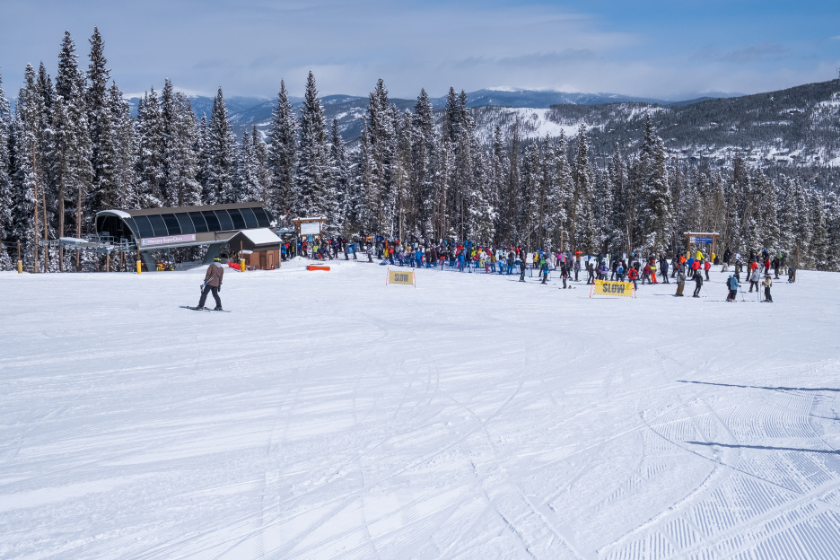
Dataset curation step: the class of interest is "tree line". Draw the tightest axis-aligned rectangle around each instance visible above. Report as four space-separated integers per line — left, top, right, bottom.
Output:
1 29 838 271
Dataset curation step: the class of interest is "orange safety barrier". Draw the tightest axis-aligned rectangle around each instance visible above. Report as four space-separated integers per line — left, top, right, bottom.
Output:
307 265 330 271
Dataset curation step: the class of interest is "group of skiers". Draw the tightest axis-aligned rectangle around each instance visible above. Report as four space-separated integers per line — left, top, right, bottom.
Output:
286 235 791 302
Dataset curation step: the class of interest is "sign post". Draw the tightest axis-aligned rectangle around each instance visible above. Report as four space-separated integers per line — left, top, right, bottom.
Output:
387 268 416 288
589 279 636 298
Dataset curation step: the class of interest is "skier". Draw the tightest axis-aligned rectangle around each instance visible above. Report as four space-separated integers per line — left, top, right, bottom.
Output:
560 263 569 289
197 257 224 310
726 274 739 302
627 266 639 290
675 265 686 296
748 267 761 292
659 256 670 284
586 261 595 284
763 274 773 302
722 247 731 272
641 262 652 284
703 259 711 280
519 258 527 282
540 258 550 284
573 258 580 281
692 267 703 298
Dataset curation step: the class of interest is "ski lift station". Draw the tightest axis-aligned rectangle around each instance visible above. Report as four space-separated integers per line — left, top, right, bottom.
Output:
94 203 281 271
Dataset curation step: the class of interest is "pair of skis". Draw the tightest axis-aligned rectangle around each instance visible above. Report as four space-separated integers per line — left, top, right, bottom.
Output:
179 306 231 313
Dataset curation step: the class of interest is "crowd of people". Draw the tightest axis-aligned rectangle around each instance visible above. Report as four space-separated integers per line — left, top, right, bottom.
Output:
293 235 795 302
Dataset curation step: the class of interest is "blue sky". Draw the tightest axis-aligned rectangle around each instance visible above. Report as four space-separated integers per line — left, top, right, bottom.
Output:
1 0 838 100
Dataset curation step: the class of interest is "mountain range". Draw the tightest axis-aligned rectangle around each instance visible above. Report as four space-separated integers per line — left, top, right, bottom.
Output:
121 80 840 188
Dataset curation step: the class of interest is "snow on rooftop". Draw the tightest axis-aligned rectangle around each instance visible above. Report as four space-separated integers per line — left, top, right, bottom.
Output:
239 227 280 245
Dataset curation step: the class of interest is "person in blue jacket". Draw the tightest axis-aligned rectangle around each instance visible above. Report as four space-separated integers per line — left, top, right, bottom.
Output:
726 274 739 302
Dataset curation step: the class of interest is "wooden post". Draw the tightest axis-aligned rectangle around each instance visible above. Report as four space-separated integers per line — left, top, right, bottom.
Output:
240 240 245 272
685 233 690 256
106 252 110 273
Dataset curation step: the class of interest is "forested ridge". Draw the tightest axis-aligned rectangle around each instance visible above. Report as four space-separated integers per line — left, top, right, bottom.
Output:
1 30 838 271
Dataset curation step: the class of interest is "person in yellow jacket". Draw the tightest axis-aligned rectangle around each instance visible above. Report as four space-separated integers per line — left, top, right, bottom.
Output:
696 249 703 261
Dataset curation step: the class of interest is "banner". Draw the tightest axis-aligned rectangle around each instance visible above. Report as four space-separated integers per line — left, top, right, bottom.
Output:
141 233 196 246
591 279 635 298
387 269 415 286
690 236 713 244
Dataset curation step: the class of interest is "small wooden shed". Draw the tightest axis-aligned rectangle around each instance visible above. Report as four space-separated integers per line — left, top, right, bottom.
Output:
228 228 282 270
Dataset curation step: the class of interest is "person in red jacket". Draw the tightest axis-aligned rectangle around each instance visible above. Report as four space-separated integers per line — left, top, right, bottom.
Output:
692 259 701 278
703 258 711 280
641 263 652 284
627 266 639 290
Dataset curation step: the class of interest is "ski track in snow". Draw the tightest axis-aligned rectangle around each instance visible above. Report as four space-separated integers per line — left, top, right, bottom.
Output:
1 261 840 559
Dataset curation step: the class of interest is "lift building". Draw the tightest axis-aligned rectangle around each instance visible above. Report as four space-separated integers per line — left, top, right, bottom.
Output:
95 203 280 271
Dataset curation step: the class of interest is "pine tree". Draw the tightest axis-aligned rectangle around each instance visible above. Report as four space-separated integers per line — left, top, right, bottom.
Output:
0 72 12 269
86 27 117 215
360 79 396 234
266 79 298 220
753 169 780 252
489 125 508 245
825 193 840 271
108 82 137 209
204 87 237 204
411 89 434 238
519 142 541 250
136 88 164 207
637 114 672 254
160 81 201 207
329 118 348 233
252 126 272 207
571 124 595 253
810 191 828 270
506 117 521 243
54 30 92 250
296 71 334 220
11 64 41 266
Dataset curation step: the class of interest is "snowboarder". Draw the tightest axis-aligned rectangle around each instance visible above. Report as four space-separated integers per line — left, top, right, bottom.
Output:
197 257 224 310
763 274 773 302
692 268 703 298
726 274 739 302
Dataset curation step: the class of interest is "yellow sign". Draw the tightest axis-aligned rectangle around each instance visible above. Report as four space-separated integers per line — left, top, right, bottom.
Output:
592 279 635 298
388 269 415 286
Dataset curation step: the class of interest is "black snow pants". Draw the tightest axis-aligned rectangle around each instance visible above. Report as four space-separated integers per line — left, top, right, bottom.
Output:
764 287 772 302
198 285 222 309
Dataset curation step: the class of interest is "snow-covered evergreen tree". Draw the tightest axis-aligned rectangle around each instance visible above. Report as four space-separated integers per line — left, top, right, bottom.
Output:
266 80 298 220
108 82 137 209
636 114 672 254
329 119 349 233
203 87 238 204
54 31 92 245
86 27 117 215
0 72 12 269
296 71 334 220
135 88 164 207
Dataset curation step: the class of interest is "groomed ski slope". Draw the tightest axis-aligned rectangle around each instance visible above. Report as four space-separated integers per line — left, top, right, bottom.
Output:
2 260 840 560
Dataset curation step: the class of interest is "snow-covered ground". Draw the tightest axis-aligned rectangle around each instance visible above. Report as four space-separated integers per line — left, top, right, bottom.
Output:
2 260 840 559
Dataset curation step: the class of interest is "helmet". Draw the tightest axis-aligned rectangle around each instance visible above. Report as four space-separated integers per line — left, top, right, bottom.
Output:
214 257 221 262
